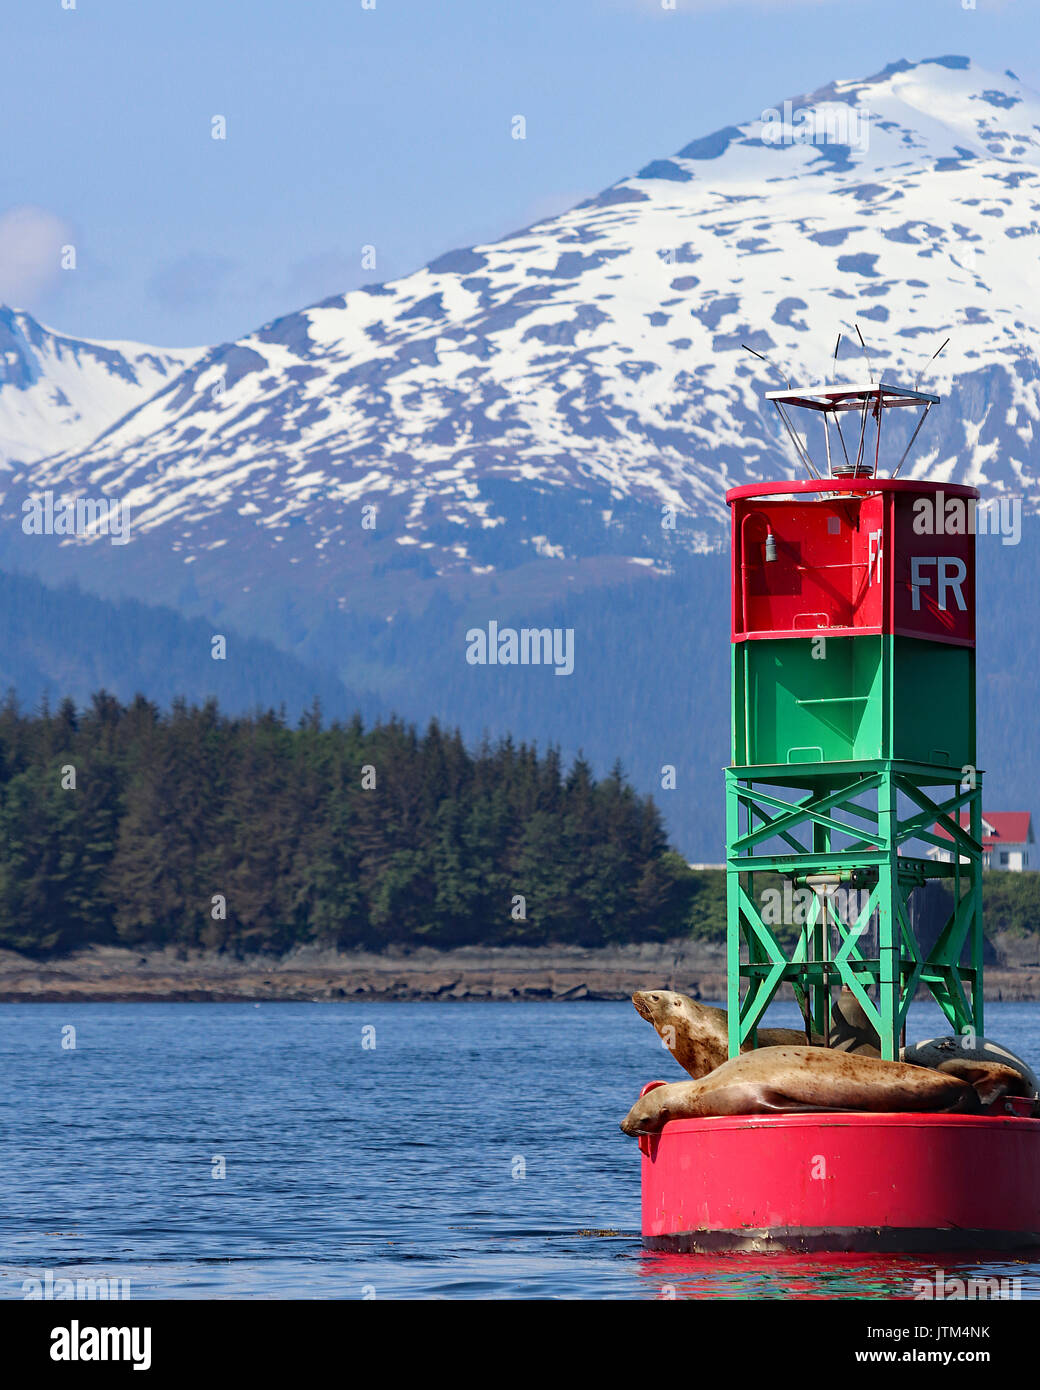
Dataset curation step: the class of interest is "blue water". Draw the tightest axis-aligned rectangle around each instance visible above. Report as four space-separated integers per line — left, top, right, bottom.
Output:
1 998 1039 1300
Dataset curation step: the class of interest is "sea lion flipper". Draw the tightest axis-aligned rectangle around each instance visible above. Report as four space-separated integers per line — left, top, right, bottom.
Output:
934 1059 1028 1109
749 1095 845 1114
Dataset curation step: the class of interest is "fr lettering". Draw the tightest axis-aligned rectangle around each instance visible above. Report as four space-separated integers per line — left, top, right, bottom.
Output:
910 556 966 612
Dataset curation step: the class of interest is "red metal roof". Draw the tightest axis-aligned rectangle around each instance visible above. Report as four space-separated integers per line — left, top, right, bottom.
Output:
933 811 1033 848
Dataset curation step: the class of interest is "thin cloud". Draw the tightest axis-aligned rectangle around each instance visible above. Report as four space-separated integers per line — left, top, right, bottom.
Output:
0 205 75 307
148 252 238 311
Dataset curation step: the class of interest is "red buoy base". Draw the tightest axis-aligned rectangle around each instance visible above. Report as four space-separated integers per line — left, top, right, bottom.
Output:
639 1100 1040 1254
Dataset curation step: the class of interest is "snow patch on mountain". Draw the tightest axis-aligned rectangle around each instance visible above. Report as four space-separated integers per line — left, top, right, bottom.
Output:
0 308 202 467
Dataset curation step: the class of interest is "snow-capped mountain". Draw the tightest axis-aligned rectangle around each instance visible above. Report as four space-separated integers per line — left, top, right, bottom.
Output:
0 308 202 467
8 53 1040 595
2 55 1040 858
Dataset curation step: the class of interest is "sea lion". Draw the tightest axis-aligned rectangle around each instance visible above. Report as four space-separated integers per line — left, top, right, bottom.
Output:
923 1058 1033 1109
631 988 879 1080
619 1045 979 1135
631 989 816 1078
829 986 881 1056
903 1035 1040 1112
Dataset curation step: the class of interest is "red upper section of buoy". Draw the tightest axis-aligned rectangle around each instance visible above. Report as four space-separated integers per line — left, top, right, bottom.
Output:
727 478 978 646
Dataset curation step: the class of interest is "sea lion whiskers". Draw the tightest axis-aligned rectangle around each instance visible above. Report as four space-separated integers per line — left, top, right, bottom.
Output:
632 992 656 1024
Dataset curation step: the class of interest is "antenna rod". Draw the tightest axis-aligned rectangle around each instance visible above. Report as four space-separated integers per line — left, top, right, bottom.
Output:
832 411 852 471
827 333 854 469
773 401 821 480
873 384 883 475
743 342 819 477
853 392 870 472
855 323 875 383
891 401 933 480
741 342 793 390
915 337 950 391
823 410 833 475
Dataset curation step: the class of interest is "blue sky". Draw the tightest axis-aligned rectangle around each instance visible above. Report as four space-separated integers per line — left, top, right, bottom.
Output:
3 0 1037 347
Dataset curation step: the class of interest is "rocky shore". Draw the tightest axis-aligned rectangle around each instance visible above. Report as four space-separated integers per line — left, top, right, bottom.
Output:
2 939 1040 1002
0 941 727 1003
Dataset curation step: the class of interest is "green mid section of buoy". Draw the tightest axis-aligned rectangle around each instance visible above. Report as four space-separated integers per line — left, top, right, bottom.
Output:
726 634 983 1062
731 635 975 769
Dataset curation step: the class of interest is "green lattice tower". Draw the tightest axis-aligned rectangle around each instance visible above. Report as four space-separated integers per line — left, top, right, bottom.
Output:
723 386 985 1061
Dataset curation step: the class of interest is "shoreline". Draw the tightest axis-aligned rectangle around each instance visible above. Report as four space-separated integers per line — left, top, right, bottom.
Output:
0 941 728 1004
3 942 1040 1002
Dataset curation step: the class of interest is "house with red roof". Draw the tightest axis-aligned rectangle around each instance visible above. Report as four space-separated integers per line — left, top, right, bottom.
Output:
929 811 1036 871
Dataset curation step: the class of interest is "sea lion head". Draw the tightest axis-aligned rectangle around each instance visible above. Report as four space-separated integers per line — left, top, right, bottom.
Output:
632 990 730 1079
632 989 691 1027
620 1089 674 1137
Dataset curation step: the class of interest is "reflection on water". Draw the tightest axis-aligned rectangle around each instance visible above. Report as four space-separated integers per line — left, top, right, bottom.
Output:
637 1249 1040 1300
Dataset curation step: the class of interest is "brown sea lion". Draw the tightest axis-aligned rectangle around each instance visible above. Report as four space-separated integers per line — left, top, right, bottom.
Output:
619 1045 979 1135
632 988 880 1080
926 1058 1032 1109
829 986 881 1056
631 990 817 1078
903 1035 1040 1111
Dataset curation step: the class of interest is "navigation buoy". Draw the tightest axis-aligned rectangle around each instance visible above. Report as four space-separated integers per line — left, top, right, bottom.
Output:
637 375 1040 1253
